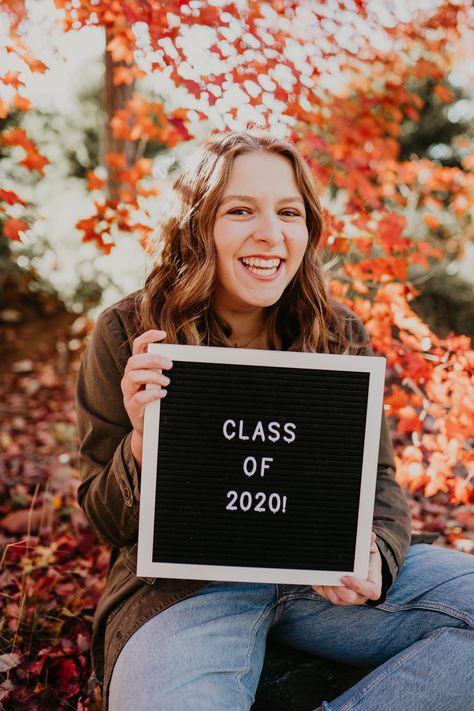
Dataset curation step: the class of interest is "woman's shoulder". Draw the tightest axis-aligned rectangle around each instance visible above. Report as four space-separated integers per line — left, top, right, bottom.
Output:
95 290 143 336
90 290 144 367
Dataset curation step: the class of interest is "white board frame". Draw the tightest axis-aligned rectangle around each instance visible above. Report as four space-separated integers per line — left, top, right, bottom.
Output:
137 345 386 586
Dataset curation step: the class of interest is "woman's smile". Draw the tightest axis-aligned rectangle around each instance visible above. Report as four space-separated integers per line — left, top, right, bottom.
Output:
239 255 284 279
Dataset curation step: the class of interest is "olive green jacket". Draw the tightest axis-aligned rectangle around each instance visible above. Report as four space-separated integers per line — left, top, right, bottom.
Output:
75 291 413 708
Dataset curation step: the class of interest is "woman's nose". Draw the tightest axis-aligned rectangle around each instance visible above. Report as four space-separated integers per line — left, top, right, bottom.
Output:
253 213 283 245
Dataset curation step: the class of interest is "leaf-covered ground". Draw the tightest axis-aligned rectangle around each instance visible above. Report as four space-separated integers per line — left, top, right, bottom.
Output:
0 312 473 710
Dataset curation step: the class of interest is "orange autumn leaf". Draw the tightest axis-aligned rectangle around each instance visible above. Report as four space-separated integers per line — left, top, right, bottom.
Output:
22 55 48 73
423 214 440 230
105 153 127 169
12 93 32 111
113 66 134 85
0 99 11 118
404 105 420 122
20 150 49 174
417 240 443 259
352 279 369 295
3 218 28 240
377 213 408 255
395 454 427 492
354 237 372 256
330 236 350 253
434 84 454 103
410 253 429 268
1 127 34 149
136 184 159 198
401 445 424 463
397 405 422 436
86 171 106 191
0 70 24 89
424 454 450 497
450 472 473 506
106 33 134 64
0 188 25 205
384 385 412 414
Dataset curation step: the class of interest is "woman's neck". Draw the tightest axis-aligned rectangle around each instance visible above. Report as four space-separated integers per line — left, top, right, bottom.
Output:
218 307 268 349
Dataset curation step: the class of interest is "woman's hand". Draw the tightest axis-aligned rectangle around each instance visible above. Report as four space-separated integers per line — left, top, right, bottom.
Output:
311 532 382 606
121 329 173 467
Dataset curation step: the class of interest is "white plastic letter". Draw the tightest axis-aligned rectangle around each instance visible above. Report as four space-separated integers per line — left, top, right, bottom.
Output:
283 422 296 444
238 420 250 440
252 420 265 442
243 456 257 477
223 419 236 440
267 422 280 443
260 457 273 477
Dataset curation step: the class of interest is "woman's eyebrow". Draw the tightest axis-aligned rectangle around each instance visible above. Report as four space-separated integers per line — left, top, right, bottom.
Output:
220 194 305 204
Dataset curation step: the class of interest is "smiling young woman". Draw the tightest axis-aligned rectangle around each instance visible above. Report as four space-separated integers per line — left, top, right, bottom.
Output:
76 130 474 711
137 131 352 355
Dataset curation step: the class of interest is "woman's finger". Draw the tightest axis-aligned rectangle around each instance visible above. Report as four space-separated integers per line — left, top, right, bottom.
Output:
311 585 329 600
341 563 382 601
312 583 363 605
126 388 168 427
313 532 382 606
124 352 173 375
132 329 167 356
331 586 364 606
324 586 351 606
121 369 170 399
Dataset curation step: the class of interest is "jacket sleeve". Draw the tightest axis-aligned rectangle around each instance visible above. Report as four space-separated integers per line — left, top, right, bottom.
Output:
362 342 412 603
75 306 141 547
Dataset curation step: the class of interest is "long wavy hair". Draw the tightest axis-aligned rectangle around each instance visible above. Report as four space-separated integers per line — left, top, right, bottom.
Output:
137 130 364 353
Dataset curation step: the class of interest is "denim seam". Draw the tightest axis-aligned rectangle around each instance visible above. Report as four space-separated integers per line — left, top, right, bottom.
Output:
235 600 277 703
275 590 474 627
375 601 474 628
276 592 320 605
333 626 445 711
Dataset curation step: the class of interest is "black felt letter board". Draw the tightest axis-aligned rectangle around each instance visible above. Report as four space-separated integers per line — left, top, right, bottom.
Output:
137 346 385 585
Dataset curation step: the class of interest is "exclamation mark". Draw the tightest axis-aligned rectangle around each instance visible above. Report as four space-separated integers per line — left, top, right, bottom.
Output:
282 495 287 513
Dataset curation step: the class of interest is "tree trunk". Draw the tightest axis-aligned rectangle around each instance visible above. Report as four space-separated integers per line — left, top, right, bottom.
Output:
103 28 136 200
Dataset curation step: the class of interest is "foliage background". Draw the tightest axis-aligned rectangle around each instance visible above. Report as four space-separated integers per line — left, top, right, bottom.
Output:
1 0 473 708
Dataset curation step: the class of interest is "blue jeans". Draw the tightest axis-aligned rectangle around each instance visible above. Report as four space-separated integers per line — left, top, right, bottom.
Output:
109 545 474 710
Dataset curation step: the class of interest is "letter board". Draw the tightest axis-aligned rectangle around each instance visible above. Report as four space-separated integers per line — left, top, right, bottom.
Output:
137 345 386 585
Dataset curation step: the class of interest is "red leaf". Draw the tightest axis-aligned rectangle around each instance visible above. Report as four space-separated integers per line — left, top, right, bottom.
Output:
57 657 79 695
20 150 49 174
3 218 28 240
87 171 106 191
106 152 127 169
377 213 408 255
0 188 25 205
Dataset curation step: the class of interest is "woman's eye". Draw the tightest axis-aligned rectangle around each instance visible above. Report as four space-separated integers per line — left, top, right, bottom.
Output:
228 208 251 215
280 209 301 217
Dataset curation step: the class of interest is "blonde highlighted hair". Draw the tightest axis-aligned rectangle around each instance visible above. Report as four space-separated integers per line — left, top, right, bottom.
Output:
137 129 364 353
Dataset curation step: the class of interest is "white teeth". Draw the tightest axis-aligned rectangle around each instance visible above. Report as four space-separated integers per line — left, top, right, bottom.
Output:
246 265 277 276
241 257 281 268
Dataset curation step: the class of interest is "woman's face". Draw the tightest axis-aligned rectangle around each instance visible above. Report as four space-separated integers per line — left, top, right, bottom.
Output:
212 151 309 315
